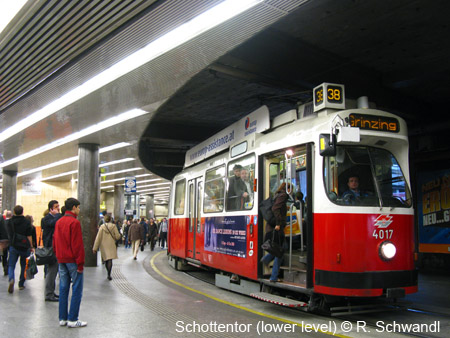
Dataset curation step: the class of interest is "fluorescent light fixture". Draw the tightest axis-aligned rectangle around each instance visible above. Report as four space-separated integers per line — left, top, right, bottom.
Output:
99 158 134 167
0 110 147 169
100 174 152 184
40 170 78 181
136 182 171 189
101 185 115 190
0 0 27 34
136 187 170 193
101 167 143 177
0 0 260 143
18 156 78 177
18 150 134 178
99 142 132 153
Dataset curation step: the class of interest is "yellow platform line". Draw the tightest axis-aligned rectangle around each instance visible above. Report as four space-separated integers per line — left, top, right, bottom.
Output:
150 251 350 337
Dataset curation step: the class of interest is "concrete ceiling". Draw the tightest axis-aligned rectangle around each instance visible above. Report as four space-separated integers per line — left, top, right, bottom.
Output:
1 0 449 200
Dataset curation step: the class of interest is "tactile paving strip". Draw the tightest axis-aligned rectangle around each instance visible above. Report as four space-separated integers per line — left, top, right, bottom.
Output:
111 260 238 338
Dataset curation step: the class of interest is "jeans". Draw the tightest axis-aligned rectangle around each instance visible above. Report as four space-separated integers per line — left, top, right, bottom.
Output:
261 253 282 281
8 246 30 287
59 263 83 322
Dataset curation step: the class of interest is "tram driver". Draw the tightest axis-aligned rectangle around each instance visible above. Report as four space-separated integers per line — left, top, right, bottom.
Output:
341 175 369 205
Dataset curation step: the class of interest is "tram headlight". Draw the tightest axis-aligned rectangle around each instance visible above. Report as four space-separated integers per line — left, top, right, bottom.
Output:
379 241 396 261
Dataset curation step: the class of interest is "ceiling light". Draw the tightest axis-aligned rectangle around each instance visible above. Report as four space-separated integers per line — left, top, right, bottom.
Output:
101 177 158 185
136 187 170 193
101 167 143 177
0 110 147 168
99 142 132 153
0 1 27 34
99 158 134 167
136 182 171 189
0 0 260 143
40 170 77 181
18 156 78 177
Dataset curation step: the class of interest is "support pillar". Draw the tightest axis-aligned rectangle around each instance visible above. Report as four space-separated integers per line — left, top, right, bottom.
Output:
77 143 99 267
113 184 124 224
146 195 154 219
2 170 17 211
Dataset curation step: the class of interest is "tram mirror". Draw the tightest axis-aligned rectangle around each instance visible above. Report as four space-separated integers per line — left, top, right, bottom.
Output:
319 133 336 156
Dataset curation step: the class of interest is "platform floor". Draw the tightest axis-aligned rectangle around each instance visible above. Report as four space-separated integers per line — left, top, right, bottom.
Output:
1 246 449 338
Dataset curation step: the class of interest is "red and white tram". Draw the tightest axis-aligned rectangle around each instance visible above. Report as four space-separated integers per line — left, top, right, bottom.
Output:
167 83 417 313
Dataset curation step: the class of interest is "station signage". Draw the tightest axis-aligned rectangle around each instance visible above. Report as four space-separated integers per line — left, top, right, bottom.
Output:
125 177 136 194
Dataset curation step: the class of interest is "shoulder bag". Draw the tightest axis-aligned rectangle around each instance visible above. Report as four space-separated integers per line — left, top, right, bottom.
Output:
35 230 56 265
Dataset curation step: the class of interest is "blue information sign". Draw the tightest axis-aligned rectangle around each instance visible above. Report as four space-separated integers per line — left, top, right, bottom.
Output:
125 177 136 193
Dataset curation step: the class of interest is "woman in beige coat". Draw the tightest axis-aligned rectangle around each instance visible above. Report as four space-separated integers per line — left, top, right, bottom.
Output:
93 215 121 280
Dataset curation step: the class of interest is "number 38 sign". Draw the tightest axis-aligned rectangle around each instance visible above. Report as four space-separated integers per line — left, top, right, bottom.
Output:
313 83 345 112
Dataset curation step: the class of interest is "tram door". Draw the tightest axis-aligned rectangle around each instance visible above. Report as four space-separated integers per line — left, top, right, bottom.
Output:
187 177 203 260
262 145 310 273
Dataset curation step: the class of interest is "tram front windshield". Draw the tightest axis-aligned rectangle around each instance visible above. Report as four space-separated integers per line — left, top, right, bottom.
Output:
324 146 412 208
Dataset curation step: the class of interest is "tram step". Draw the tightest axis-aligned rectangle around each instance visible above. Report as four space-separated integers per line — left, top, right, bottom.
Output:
280 266 306 284
250 292 308 308
283 252 307 265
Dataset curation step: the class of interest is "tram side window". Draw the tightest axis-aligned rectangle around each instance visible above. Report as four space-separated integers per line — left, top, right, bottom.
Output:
204 165 225 213
174 179 186 215
226 154 255 211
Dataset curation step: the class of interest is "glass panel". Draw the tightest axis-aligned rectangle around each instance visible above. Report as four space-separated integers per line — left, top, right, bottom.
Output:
231 141 247 158
204 165 225 213
197 181 202 233
189 183 194 232
324 146 412 207
173 180 186 215
226 154 256 211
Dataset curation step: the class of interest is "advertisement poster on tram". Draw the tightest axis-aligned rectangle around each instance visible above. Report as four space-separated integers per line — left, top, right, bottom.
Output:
417 169 450 253
204 216 250 258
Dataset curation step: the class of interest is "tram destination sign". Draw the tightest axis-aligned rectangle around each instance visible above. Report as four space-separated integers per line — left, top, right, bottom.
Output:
349 113 399 133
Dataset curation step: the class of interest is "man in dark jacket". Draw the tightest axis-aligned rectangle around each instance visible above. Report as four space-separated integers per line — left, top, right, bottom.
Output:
7 205 34 293
0 210 11 276
42 200 61 302
54 197 86 328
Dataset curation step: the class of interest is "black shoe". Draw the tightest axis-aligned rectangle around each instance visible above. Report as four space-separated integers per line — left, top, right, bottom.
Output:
54 293 59 298
107 276 112 281
45 296 59 302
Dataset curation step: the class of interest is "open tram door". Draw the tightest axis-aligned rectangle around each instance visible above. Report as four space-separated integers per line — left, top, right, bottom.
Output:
187 177 203 260
259 143 313 289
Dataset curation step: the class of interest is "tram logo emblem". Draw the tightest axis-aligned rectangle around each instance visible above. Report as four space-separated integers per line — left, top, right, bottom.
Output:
374 214 393 228
245 117 250 129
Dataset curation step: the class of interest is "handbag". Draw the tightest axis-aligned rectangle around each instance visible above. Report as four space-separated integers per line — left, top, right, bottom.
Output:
35 247 57 265
104 224 119 247
25 253 38 280
261 231 284 258
35 231 56 265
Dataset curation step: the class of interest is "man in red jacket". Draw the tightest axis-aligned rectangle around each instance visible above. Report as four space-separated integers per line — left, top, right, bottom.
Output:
53 198 86 328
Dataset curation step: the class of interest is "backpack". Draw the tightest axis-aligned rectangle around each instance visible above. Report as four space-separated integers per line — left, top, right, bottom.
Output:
12 231 30 250
259 196 276 226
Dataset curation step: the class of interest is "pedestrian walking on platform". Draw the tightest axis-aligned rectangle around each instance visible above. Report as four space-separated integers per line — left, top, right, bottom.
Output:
93 214 121 280
6 205 34 293
128 220 144 260
53 198 87 328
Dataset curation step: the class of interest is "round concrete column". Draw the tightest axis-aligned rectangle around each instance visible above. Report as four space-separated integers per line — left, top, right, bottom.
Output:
113 184 124 223
77 143 100 267
2 170 17 211
146 195 154 219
